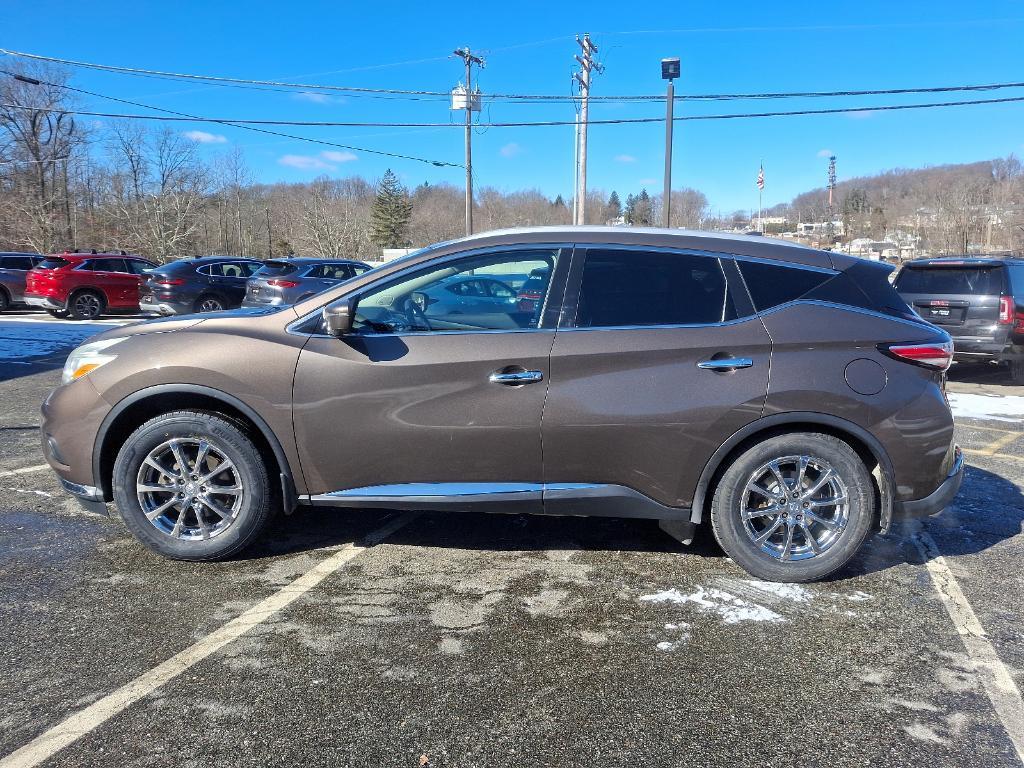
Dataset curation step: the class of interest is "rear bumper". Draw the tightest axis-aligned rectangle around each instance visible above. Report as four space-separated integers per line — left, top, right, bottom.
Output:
24 293 65 310
894 445 963 518
139 297 191 316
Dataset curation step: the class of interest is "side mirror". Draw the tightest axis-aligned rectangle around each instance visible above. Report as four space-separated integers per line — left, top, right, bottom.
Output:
323 297 356 337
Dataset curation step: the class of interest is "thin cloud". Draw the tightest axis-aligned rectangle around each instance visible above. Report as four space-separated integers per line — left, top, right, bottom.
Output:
638 177 658 185
293 91 342 104
615 154 637 163
278 150 358 171
321 150 358 163
184 130 227 144
817 148 833 158
500 142 524 158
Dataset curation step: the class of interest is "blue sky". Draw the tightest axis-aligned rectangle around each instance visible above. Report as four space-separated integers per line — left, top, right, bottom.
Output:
3 0 1022 214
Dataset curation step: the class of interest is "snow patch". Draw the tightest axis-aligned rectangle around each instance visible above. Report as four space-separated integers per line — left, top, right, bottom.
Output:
744 580 812 602
640 586 783 624
947 392 1024 423
847 591 873 602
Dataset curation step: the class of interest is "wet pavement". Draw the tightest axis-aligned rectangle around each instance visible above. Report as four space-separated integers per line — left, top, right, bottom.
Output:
0 313 1022 767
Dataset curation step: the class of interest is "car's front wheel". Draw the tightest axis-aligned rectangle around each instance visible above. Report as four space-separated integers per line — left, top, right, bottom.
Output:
710 432 875 582
113 411 273 560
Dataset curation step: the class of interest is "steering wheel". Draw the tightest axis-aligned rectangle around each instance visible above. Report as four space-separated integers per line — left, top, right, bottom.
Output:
404 296 432 331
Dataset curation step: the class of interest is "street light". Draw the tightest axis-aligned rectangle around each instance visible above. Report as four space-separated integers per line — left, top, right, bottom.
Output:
661 58 680 228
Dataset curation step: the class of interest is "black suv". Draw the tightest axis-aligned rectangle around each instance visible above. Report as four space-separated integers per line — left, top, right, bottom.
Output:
895 256 1024 381
140 256 262 315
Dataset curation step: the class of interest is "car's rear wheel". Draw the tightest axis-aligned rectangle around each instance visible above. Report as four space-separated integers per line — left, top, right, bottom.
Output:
194 294 225 313
0 289 9 312
710 432 875 582
113 411 273 561
1009 355 1024 384
69 290 105 320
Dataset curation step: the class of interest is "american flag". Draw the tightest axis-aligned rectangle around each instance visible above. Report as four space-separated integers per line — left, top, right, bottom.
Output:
757 165 765 190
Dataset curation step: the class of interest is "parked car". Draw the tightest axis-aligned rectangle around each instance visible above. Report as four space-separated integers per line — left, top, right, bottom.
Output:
24 251 157 320
140 256 262 316
894 256 1024 382
42 227 962 582
0 252 44 311
243 257 371 308
416 274 519 323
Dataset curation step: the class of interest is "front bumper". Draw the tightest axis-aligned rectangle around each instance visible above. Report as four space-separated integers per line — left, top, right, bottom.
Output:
24 294 65 311
58 477 109 516
894 445 964 518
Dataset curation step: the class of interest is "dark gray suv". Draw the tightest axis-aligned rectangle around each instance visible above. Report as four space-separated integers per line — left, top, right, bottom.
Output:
0 252 43 311
243 257 371 307
140 256 262 315
41 227 962 582
895 256 1024 381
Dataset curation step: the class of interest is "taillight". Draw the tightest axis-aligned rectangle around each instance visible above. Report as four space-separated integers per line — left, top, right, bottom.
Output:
154 277 185 286
880 340 954 371
998 296 1013 324
267 279 299 288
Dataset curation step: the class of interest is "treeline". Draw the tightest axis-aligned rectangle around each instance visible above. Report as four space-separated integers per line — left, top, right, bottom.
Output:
765 157 1024 253
0 60 708 262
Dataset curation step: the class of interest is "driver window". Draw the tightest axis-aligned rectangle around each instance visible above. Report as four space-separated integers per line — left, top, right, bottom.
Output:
352 249 558 334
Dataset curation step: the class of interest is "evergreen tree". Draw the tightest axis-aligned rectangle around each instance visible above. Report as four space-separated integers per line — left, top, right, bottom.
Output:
370 169 413 248
624 193 637 224
606 190 622 220
634 189 653 226
553 194 567 208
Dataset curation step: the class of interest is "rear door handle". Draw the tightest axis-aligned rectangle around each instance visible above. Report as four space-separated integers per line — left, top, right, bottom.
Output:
697 357 754 371
489 370 544 385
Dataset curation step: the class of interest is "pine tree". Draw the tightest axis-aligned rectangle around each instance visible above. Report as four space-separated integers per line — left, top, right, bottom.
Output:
624 193 637 224
370 169 413 248
553 194 567 208
634 189 653 226
607 190 622 220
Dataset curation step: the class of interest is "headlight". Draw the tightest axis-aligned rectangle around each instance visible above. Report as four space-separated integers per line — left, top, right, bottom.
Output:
61 338 126 385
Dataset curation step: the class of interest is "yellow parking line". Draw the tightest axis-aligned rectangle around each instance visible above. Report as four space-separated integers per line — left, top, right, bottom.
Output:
977 432 1023 456
963 448 1024 463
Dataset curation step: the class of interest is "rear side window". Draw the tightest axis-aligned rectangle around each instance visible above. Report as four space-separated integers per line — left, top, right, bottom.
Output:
308 263 355 280
255 261 298 277
126 260 154 275
737 261 829 310
36 258 69 270
895 265 1006 295
1 256 34 270
575 249 731 328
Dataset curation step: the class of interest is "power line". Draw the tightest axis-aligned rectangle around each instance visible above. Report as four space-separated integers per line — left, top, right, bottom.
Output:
5 48 1024 103
1 71 461 168
5 93 1024 128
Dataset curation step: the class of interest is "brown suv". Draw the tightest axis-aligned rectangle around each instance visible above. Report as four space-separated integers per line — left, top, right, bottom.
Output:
41 227 963 582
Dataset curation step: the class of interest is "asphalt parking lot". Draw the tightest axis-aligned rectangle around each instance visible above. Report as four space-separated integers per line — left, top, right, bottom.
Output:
1 311 1022 767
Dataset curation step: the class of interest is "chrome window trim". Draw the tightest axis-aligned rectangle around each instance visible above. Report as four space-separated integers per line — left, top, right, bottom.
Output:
759 298 940 330
287 241 573 337
556 315 761 332
730 252 838 275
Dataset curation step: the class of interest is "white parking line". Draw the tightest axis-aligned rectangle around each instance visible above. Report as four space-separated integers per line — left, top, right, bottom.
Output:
0 511 417 768
913 530 1024 764
0 465 50 479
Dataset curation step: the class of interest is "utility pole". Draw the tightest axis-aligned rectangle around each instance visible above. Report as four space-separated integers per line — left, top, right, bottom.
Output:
827 155 837 244
265 207 273 258
453 47 484 236
573 34 602 225
661 58 680 227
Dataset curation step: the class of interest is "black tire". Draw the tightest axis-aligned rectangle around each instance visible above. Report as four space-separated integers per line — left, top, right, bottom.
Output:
1010 356 1024 384
47 308 70 319
113 410 273 561
710 432 875 583
0 289 9 312
68 290 105 320
194 294 226 313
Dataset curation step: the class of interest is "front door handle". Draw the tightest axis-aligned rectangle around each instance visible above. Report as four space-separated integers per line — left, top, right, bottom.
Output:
697 357 754 371
489 369 544 385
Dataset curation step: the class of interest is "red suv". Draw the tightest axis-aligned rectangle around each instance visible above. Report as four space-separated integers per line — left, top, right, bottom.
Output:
25 251 157 320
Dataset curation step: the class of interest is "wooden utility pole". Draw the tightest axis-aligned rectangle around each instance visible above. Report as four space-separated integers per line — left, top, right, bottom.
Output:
453 47 484 236
265 207 272 258
573 34 601 225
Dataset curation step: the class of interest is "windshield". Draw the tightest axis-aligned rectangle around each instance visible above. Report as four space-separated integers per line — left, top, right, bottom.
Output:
895 265 1005 295
254 261 299 277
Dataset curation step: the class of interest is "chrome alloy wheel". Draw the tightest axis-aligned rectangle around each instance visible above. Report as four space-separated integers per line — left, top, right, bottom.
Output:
136 437 243 541
740 455 850 561
197 297 224 312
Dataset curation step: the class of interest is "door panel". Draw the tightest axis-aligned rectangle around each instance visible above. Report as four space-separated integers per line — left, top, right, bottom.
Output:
293 330 554 502
541 320 771 508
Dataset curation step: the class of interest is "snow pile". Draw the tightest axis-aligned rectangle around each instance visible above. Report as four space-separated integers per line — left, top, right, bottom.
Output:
947 392 1024 423
640 586 783 624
